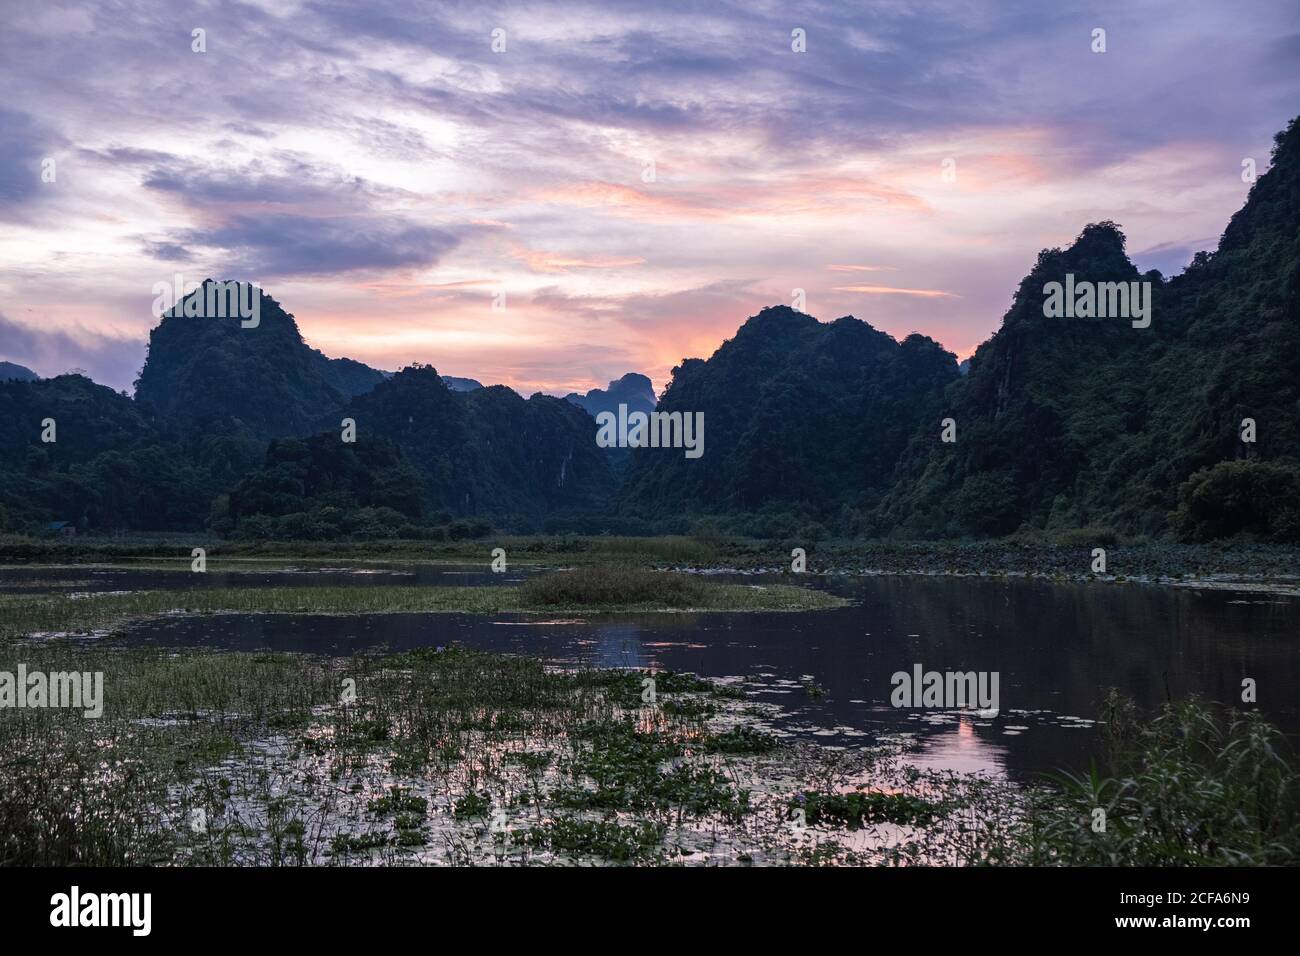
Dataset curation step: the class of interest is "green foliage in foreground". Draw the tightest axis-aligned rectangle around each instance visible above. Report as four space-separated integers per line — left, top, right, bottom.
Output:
794 790 939 828
1026 693 1300 865
515 818 667 863
0 646 757 865
0 641 1295 866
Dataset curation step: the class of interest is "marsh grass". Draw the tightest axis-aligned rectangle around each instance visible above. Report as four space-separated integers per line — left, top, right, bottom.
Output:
0 533 720 568
1 642 1295 866
1022 692 1300 865
9 532 1299 603
519 565 708 607
0 645 776 865
0 646 341 865
0 577 844 642
0 586 509 640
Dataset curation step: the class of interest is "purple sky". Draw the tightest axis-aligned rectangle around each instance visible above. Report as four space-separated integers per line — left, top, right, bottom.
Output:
1 0 1298 395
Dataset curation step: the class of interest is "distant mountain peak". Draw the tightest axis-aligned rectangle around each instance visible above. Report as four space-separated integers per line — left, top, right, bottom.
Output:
610 371 652 390
135 282 385 436
0 361 39 382
442 375 485 392
564 372 657 419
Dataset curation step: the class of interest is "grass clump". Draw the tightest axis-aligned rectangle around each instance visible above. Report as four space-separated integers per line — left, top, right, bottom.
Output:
1026 693 1300 866
519 565 707 608
0 575 844 641
577 667 732 708
330 831 390 855
453 792 493 819
366 786 428 816
701 726 778 755
554 719 752 821
515 818 666 863
794 790 939 828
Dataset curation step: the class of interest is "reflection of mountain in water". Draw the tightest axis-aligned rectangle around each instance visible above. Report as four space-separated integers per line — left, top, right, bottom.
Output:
108 572 1300 783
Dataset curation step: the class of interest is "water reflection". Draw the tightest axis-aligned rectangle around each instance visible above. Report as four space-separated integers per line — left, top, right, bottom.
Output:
107 573 1300 782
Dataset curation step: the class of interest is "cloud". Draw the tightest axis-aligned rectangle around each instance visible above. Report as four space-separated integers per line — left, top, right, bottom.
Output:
0 311 145 391
832 285 959 298
174 213 466 279
136 155 469 278
511 246 646 273
142 155 373 211
0 0 1297 395
0 109 53 218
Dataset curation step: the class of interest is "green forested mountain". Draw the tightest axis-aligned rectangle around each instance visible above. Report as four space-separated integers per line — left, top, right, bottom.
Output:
619 117 1300 540
565 373 657 419
0 290 609 533
872 221 1166 536
0 374 219 530
134 283 367 440
442 375 484 392
318 355 387 398
563 373 658 475
619 306 958 526
2 117 1297 541
342 366 614 523
0 362 39 382
212 433 428 539
874 117 1300 538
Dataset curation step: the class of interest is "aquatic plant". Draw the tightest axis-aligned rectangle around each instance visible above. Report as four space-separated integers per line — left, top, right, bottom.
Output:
1026 694 1300 866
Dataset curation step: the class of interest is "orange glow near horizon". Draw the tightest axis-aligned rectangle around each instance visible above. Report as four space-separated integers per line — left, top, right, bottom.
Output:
0 3 1277 393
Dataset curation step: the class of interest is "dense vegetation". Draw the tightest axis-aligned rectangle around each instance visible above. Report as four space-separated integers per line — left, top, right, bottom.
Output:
628 116 1300 541
2 641 1291 865
2 117 1298 542
518 565 708 607
0 372 256 531
1169 460 1300 543
0 291 611 534
211 433 429 540
134 287 374 440
620 306 958 523
341 365 614 522
1027 692 1299 865
874 118 1300 539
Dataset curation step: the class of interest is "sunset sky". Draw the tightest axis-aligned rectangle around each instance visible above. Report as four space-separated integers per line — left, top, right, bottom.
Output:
2 0 1298 395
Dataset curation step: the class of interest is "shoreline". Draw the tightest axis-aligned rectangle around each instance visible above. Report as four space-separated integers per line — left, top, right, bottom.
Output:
6 541 1299 597
0 581 847 644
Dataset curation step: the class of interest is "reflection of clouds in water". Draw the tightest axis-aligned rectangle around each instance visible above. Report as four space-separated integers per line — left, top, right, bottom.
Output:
105 571 1300 783
590 622 646 670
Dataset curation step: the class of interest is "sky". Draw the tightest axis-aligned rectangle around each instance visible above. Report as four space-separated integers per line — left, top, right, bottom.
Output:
1 0 1298 396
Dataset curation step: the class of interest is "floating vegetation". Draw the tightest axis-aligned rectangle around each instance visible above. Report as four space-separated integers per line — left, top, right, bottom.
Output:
0 576 846 641
0 641 1295 867
794 790 939 828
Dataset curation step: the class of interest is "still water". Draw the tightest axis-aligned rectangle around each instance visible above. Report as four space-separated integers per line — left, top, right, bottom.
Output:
77 570 1300 782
